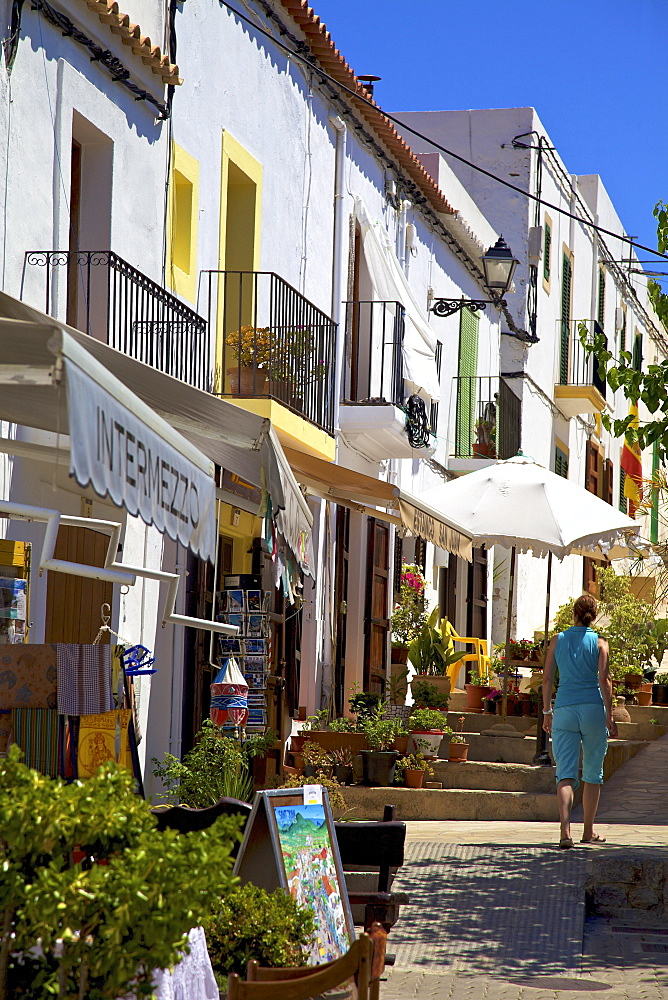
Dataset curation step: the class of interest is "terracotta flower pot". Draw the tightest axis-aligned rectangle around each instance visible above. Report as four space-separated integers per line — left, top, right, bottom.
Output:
448 741 469 763
290 734 307 752
465 684 491 712
392 735 410 754
391 646 409 665
227 366 268 395
304 731 369 754
404 768 425 789
637 690 652 707
612 697 631 724
624 672 643 690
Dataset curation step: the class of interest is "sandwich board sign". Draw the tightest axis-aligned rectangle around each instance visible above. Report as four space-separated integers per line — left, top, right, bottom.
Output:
234 785 355 965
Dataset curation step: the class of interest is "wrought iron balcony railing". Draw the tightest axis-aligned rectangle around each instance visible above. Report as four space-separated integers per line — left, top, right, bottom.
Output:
23 250 210 391
200 270 336 435
453 375 521 460
343 300 405 407
559 319 607 398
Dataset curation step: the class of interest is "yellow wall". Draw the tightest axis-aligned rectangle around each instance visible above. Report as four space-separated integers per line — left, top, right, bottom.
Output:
218 502 262 575
167 143 199 303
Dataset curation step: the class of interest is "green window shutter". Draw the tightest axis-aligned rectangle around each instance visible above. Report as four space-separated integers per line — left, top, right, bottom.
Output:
554 445 569 478
560 254 572 385
543 224 551 283
456 308 479 456
619 468 627 514
597 270 605 329
651 441 659 544
633 332 643 372
620 312 626 354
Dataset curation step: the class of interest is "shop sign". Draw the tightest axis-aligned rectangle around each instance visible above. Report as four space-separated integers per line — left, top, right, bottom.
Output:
398 498 472 560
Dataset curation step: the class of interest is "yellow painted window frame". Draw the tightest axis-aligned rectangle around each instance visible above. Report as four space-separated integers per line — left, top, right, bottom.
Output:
217 131 263 372
167 143 200 303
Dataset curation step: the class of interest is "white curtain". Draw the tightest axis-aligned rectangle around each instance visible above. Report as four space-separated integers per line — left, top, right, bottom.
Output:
355 198 441 401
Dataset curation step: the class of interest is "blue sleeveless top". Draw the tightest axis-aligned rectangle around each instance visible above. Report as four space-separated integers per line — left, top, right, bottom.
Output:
553 626 603 708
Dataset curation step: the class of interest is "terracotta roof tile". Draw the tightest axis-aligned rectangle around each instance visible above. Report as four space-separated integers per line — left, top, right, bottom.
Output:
279 1 454 216
80 0 181 83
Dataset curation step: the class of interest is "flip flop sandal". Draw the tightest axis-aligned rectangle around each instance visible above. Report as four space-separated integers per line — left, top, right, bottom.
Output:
559 837 574 849
581 835 606 844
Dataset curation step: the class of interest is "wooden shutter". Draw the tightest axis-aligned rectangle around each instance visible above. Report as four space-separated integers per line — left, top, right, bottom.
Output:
543 223 551 283
620 312 626 354
619 468 628 514
633 333 643 372
651 442 659 544
597 269 606 329
603 458 614 506
554 445 569 479
585 439 601 497
560 254 572 385
364 518 390 695
44 527 112 643
456 309 479 456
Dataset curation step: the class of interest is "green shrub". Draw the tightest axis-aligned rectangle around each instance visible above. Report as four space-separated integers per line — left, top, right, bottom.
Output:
0 746 242 999
204 883 315 986
408 708 451 732
410 678 450 709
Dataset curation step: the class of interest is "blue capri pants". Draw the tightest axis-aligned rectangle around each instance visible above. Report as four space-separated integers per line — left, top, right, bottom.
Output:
551 703 608 789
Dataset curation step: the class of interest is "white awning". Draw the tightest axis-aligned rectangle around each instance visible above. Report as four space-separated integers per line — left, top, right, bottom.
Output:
0 292 313 571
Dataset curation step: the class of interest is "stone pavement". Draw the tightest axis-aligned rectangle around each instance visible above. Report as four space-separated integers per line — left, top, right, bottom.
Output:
380 734 668 999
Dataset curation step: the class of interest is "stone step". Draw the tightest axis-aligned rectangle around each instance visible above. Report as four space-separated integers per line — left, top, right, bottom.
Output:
586 850 668 923
626 704 668 724
431 759 555 792
444 711 533 734
614 721 667 741
340 785 559 822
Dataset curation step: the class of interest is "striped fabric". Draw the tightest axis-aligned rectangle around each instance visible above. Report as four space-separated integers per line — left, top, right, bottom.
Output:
11 708 61 777
56 645 113 716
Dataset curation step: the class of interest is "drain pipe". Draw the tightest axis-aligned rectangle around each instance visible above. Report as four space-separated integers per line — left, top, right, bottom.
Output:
330 115 347 437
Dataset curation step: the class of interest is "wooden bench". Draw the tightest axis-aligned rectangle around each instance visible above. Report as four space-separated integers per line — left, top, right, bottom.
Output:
228 923 387 1000
334 805 409 935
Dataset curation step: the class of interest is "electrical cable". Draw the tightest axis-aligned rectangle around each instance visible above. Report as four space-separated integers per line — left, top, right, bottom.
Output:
404 393 431 450
218 0 668 266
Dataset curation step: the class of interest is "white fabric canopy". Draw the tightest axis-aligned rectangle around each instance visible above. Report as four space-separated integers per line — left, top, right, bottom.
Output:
355 198 441 401
417 454 640 560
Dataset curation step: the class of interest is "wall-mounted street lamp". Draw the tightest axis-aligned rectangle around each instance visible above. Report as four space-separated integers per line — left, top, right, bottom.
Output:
430 236 519 318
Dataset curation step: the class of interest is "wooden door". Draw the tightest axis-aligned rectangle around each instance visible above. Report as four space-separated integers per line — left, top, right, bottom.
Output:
466 545 488 642
439 561 458 627
66 140 82 328
44 526 112 643
333 505 350 717
364 518 389 695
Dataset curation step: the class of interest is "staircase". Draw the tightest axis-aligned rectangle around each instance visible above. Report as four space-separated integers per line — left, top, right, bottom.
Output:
340 698 668 822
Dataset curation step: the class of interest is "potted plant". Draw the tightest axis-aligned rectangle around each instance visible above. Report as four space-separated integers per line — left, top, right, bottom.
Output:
225 324 272 394
302 740 331 778
359 717 400 786
464 670 492 712
305 714 369 755
473 414 496 458
290 708 328 752
448 716 470 762
408 707 450 757
653 672 668 706
484 687 502 714
328 745 356 785
390 718 410 754
408 608 468 700
390 563 428 668
397 749 435 789
410 678 450 711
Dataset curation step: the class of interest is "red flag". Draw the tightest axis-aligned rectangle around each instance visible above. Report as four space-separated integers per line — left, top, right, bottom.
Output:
621 403 642 517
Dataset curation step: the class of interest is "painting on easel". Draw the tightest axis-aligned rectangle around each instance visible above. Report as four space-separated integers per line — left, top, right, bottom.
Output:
234 787 354 965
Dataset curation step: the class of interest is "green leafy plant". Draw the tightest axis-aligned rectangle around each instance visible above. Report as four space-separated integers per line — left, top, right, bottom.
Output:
650 718 660 725
300 709 328 733
361 716 400 751
390 563 427 648
302 741 331 769
467 671 490 687
349 690 386 722
408 708 450 732
277 774 346 813
388 665 409 703
408 608 468 676
328 745 355 767
396 752 434 776
328 717 357 733
655 673 668 684
226 325 273 367
410 678 450 709
204 883 315 987
152 719 265 806
0 746 242 999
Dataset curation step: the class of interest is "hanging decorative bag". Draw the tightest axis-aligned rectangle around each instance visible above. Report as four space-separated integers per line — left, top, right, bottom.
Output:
210 657 248 728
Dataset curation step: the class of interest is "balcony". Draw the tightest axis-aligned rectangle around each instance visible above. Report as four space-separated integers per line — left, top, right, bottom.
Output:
339 300 434 461
554 320 607 418
23 250 210 391
449 376 521 475
200 270 336 457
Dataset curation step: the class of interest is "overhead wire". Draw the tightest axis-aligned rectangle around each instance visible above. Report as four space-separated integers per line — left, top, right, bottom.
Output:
218 0 668 267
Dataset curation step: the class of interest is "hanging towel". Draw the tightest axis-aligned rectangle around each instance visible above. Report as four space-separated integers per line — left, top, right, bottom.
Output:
77 709 132 777
56 644 113 716
10 708 61 777
0 644 57 709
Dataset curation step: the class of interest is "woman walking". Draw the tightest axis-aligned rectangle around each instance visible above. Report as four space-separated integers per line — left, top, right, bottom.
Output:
542 594 618 849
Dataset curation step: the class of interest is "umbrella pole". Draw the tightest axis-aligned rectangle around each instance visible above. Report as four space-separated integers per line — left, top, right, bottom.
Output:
501 545 516 722
533 551 554 765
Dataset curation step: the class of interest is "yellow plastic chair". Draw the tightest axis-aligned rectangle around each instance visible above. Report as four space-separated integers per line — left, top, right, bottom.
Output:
443 621 492 687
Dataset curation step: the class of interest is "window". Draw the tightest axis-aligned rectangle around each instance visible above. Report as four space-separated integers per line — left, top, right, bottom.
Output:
455 309 480 456
543 220 552 285
603 458 614 506
168 143 199 302
620 309 627 355
430 340 442 432
632 332 643 372
554 444 569 478
619 468 628 515
560 251 572 385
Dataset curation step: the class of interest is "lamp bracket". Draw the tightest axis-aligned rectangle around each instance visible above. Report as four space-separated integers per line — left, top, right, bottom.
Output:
430 297 492 318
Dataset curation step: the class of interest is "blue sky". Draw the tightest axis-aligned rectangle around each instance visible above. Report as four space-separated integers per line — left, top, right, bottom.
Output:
312 0 667 279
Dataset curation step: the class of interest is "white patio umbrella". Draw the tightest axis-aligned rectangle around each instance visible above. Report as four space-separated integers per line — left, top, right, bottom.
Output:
419 454 640 753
